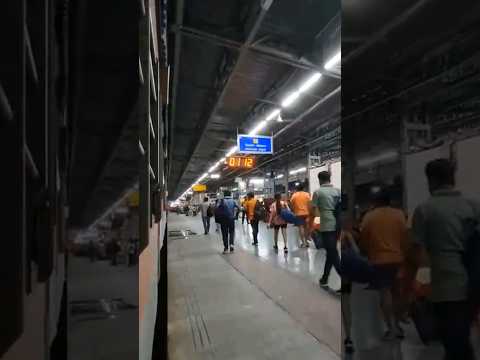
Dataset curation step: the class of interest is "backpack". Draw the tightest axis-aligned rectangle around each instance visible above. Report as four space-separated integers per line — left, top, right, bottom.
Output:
253 201 266 221
214 200 229 223
463 200 480 304
207 205 214 218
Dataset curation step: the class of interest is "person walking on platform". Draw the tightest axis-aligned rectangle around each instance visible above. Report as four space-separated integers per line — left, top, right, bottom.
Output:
313 171 341 288
213 199 221 233
412 159 479 360
269 193 290 254
244 192 260 245
359 186 409 341
200 197 211 235
240 196 248 224
290 183 311 248
340 215 358 354
128 238 136 267
110 239 121 266
215 190 239 254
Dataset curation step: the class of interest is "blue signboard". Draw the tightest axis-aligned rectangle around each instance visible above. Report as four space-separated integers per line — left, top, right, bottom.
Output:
237 134 273 154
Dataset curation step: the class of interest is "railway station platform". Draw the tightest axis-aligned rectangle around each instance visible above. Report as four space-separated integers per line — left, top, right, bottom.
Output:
167 214 480 360
168 214 340 360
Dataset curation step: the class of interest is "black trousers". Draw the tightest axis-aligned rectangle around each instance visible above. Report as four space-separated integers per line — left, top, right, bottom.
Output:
220 219 235 249
241 210 246 224
321 231 341 279
250 219 259 243
434 301 475 360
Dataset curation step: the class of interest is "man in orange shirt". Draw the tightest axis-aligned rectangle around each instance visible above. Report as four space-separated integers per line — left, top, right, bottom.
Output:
290 183 311 248
244 192 259 246
359 186 409 341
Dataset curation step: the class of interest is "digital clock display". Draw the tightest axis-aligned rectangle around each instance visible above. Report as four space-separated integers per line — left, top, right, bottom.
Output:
226 156 255 169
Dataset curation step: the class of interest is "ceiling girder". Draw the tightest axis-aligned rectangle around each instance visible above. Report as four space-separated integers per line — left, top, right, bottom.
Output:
173 25 339 78
174 0 274 197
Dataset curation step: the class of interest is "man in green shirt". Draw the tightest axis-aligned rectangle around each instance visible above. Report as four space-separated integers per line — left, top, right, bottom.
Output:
312 171 341 288
412 158 479 360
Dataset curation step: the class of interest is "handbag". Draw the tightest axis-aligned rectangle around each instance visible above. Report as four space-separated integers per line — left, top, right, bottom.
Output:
280 208 303 225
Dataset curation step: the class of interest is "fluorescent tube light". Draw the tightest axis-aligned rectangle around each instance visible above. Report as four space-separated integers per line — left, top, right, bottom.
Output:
209 163 219 173
324 51 341 70
249 178 264 185
281 91 300 108
357 150 398 168
226 146 238 157
298 73 322 93
210 174 220 179
289 167 307 175
197 173 208 182
248 120 267 136
265 108 281 121
275 174 284 179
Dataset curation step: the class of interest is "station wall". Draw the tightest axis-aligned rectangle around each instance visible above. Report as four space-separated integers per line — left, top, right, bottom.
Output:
456 135 480 201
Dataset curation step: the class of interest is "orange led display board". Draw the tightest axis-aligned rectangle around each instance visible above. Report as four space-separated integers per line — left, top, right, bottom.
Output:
226 156 256 169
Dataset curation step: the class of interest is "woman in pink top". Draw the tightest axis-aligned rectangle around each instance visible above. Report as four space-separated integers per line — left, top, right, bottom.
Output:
269 193 290 254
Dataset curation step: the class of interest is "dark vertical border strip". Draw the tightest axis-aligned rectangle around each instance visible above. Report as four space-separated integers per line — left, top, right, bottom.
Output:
152 223 168 359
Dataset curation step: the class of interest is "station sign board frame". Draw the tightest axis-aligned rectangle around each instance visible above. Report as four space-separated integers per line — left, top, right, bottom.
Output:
237 134 273 155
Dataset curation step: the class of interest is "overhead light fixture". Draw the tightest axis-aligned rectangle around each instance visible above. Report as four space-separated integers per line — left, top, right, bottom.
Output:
357 150 399 168
210 174 221 179
324 51 341 70
275 174 284 179
226 146 238 157
298 73 322 93
197 173 208 182
289 167 307 175
248 120 267 136
265 108 281 121
281 91 300 108
249 178 264 185
209 163 219 173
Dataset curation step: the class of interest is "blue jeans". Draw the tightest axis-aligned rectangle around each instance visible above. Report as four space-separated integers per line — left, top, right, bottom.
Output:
202 216 210 234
